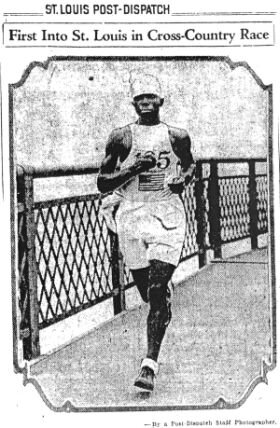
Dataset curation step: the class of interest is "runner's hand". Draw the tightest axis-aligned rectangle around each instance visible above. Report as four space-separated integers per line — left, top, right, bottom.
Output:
168 176 185 194
130 153 157 175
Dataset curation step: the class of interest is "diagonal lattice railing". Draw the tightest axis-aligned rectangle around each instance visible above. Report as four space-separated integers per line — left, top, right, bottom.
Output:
16 158 268 360
34 195 112 328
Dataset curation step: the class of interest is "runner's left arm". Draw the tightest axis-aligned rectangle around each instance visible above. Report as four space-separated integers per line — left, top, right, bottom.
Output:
168 127 196 191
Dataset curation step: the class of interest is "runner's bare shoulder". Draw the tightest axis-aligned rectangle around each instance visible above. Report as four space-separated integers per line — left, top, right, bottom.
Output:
106 125 132 161
167 125 191 150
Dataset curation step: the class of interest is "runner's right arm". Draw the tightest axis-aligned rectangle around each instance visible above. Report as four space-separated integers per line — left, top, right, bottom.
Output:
97 128 156 194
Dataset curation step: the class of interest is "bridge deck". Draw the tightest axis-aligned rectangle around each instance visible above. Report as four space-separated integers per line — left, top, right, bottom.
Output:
28 248 272 410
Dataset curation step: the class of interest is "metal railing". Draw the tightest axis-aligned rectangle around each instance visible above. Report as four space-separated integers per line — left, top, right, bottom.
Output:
16 158 268 360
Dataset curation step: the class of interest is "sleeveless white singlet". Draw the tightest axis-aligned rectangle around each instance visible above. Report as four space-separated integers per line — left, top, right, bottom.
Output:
114 122 186 269
119 123 180 202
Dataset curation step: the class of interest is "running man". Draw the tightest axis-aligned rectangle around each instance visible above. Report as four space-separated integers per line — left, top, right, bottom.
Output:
97 74 196 391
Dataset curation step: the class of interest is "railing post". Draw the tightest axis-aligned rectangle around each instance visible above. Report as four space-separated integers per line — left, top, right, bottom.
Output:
110 231 126 315
208 160 222 259
194 161 207 268
17 166 40 360
248 160 258 250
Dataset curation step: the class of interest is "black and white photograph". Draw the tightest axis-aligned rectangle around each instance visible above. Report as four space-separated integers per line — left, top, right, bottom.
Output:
9 56 276 410
1 0 280 426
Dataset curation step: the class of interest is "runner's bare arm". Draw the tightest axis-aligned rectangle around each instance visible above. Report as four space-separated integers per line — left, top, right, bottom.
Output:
169 127 196 184
97 128 156 194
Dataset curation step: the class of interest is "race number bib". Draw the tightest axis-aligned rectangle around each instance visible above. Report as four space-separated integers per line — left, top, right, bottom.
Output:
138 150 171 191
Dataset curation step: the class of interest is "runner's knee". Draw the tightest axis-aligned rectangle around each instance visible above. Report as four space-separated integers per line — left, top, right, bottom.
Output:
148 284 172 327
131 268 149 303
149 259 175 285
148 282 166 310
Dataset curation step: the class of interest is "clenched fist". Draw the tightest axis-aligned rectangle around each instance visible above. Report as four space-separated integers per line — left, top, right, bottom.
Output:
130 152 157 175
167 176 185 194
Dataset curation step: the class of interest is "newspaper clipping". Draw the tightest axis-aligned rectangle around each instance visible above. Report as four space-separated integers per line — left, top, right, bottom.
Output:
0 0 279 427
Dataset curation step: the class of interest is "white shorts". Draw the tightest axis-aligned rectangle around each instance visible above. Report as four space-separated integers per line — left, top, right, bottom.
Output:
115 197 186 270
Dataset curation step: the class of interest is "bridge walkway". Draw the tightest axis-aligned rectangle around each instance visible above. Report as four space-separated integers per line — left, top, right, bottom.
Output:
28 248 272 410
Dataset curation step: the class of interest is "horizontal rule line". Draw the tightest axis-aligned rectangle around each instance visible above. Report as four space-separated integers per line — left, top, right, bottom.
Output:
3 13 44 16
172 12 277 16
4 45 275 48
3 20 273 24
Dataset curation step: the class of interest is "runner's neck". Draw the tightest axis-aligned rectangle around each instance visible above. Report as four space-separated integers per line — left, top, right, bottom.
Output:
137 116 161 126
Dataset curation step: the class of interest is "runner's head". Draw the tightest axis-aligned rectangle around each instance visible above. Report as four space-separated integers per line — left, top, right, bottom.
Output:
130 74 164 123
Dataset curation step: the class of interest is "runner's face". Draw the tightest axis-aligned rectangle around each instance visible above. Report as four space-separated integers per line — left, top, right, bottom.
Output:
132 94 163 119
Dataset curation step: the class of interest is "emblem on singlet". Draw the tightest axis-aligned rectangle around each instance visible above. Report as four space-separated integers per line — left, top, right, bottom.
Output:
138 150 171 191
138 172 165 191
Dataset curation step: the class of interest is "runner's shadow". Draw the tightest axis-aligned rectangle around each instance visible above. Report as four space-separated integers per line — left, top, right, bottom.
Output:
135 391 152 399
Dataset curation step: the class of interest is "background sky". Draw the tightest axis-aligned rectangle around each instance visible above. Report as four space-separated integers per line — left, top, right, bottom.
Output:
12 58 269 199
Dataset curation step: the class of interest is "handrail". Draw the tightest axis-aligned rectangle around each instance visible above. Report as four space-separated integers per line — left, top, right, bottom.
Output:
16 157 266 179
17 163 100 179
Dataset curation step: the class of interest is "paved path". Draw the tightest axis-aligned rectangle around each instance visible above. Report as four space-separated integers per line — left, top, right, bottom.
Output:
28 248 273 410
